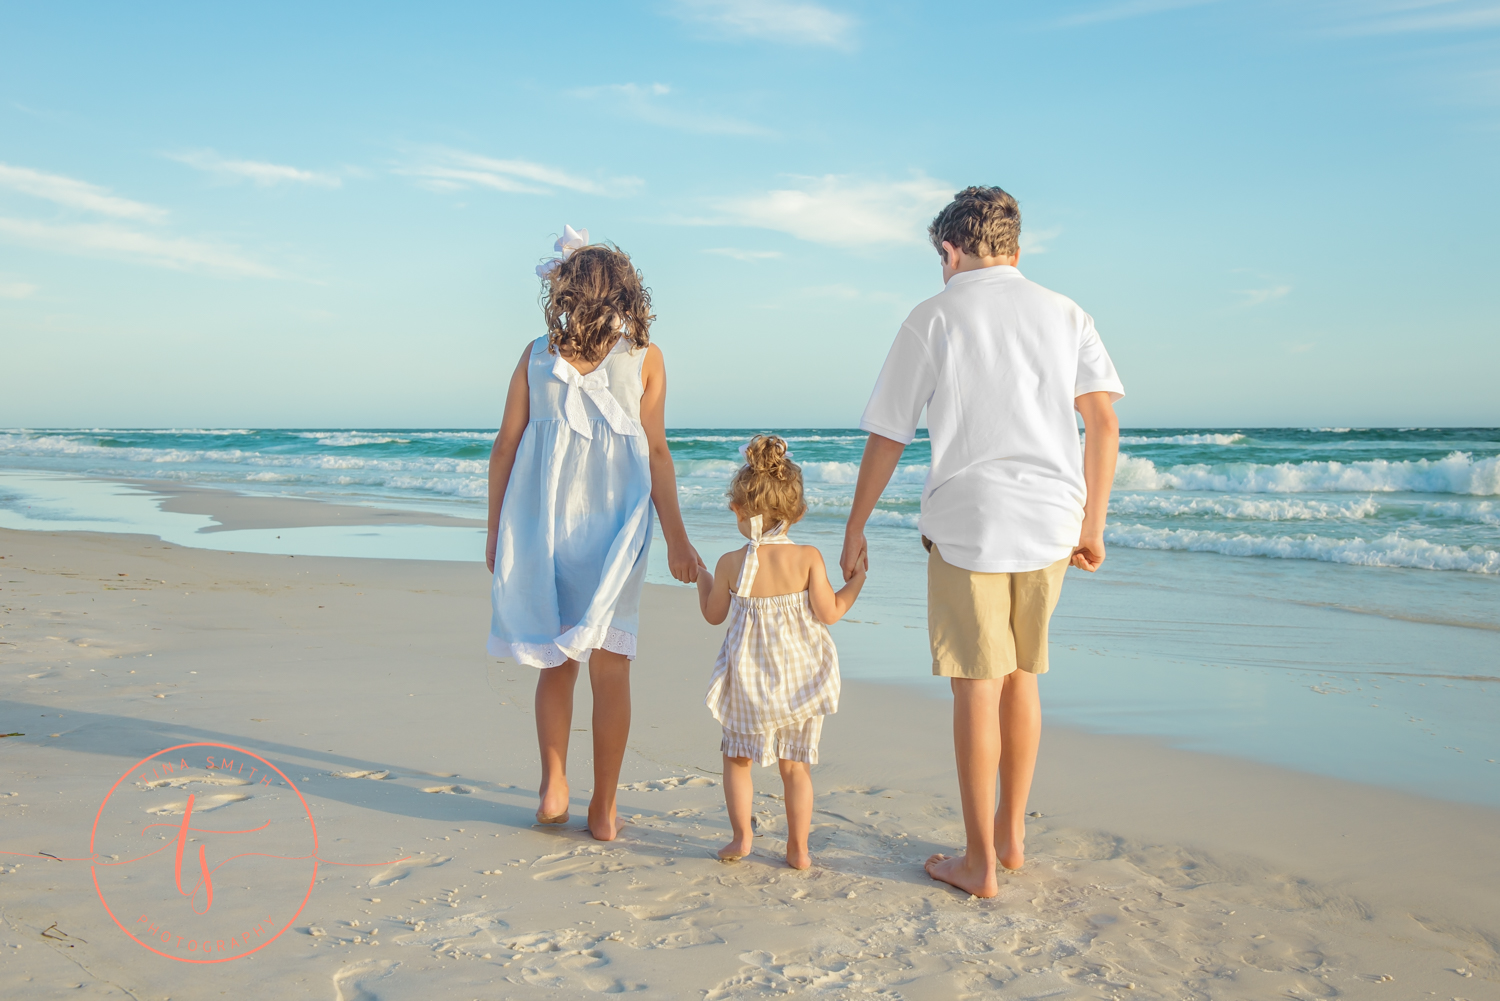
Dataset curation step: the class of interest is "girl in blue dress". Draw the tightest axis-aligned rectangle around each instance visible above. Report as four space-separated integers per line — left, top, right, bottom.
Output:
486 227 702 841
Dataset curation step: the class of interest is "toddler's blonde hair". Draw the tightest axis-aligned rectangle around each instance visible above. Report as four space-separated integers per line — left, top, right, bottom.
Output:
728 435 806 528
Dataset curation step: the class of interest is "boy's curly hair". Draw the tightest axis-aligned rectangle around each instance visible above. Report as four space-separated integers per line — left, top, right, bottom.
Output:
928 186 1021 260
728 435 806 528
542 243 654 364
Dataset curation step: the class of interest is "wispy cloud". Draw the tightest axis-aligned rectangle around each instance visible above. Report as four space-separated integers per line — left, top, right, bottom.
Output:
0 280 38 299
703 247 784 260
168 150 342 187
670 0 856 48
0 218 280 278
1236 284 1292 307
1020 226 1063 256
709 174 953 247
399 149 642 197
1330 1 1500 34
1053 0 1221 28
570 83 773 137
0 162 167 222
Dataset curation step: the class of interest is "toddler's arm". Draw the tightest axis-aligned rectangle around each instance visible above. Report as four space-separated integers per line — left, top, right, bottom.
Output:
807 547 867 625
697 552 735 626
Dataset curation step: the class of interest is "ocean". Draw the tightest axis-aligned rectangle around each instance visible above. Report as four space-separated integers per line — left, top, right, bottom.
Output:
1 426 1497 805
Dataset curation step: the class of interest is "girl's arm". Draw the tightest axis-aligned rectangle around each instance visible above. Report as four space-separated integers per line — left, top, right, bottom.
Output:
639 343 703 583
696 551 737 626
806 547 867 625
485 343 533 573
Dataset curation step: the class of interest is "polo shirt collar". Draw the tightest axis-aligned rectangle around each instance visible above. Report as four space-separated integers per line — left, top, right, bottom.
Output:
945 264 1021 288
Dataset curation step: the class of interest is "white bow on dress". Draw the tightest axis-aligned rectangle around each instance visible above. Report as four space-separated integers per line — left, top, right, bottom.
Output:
551 353 639 439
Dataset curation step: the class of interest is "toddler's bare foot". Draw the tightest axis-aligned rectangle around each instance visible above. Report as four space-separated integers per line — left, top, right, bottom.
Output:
588 799 623 841
718 836 753 861
785 846 811 870
925 852 999 898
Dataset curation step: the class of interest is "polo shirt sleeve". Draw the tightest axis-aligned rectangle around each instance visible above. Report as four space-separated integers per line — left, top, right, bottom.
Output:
859 326 935 446
1074 314 1125 402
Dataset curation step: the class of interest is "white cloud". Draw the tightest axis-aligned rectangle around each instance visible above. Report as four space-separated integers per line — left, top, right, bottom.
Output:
1020 226 1062 256
168 150 342 187
400 149 642 197
703 247 784 260
710 174 953 247
0 280 38 299
0 217 279 278
0 162 167 222
1331 1 1500 34
570 83 772 137
1236 284 1292 307
1053 0 1221 28
671 0 856 48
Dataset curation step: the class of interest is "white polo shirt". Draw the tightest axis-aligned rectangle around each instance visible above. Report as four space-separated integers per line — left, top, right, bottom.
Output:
859 265 1124 573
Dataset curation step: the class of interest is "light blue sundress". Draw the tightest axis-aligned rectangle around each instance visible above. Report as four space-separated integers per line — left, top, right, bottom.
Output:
487 335 654 668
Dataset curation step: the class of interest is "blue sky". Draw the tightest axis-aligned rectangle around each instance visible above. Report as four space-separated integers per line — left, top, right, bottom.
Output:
1 1 1497 429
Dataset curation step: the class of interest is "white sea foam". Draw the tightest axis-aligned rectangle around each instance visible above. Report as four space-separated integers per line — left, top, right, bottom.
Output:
1419 500 1500 525
1107 525 1500 574
295 432 413 447
1118 433 1245 446
1109 494 1382 521
1114 451 1500 496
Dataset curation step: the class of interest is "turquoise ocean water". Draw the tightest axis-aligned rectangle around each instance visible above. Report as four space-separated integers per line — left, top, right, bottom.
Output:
1 427 1497 806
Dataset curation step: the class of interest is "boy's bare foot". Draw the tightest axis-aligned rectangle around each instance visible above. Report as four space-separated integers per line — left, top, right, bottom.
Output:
785 846 811 870
925 852 999 898
995 820 1026 870
718 836 753 862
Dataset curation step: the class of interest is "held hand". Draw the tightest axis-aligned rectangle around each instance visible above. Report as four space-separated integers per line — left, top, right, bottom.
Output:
839 530 868 582
1071 532 1106 572
668 540 704 584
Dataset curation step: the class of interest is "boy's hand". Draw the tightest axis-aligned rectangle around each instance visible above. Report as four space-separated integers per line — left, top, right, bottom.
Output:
1071 532 1106 572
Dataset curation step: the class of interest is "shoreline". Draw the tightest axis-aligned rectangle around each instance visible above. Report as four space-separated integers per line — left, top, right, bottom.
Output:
1 526 1496 996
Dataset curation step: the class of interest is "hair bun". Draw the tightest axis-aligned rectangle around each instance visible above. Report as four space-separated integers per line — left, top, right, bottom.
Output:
742 435 790 477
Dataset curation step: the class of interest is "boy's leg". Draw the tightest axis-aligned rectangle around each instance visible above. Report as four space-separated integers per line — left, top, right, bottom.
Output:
778 759 814 870
720 755 754 860
924 677 1003 898
586 650 631 841
534 660 580 822
995 669 1041 871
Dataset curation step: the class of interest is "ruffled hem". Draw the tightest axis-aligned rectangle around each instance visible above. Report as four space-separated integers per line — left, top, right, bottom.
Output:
488 625 636 670
721 726 821 766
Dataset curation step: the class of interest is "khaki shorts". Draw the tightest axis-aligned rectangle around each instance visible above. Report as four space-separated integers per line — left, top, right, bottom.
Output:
926 539 1068 679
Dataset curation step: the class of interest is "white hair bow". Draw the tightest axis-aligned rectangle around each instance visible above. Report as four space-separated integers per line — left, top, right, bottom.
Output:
535 225 590 279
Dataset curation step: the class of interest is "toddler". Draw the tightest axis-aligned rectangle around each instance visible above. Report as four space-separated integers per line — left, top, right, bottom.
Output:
695 435 866 868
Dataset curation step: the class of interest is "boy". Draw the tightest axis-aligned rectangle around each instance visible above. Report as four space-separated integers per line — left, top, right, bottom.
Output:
839 186 1123 898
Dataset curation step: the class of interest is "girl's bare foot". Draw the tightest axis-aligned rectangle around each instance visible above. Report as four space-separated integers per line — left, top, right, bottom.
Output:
925 852 999 898
785 846 811 870
588 799 623 841
718 836 753 861
537 782 569 825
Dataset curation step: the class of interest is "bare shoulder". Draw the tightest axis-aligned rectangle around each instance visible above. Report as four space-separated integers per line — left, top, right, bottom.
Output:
716 547 746 575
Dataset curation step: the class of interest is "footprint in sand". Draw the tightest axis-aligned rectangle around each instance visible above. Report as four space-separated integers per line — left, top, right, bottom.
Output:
618 775 718 792
329 769 394 780
136 774 249 790
332 959 399 1001
145 793 250 815
422 784 471 795
368 855 450 888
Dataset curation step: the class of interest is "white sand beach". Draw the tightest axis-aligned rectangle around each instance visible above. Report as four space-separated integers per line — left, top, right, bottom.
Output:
1 509 1497 1000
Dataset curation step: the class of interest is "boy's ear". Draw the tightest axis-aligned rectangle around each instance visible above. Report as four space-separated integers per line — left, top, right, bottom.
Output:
941 241 959 269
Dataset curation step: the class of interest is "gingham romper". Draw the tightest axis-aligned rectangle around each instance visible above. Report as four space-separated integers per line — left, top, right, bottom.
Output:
705 517 841 766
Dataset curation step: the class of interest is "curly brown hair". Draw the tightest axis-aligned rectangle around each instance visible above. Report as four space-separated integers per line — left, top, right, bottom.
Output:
928 185 1021 260
727 435 807 528
541 243 654 363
